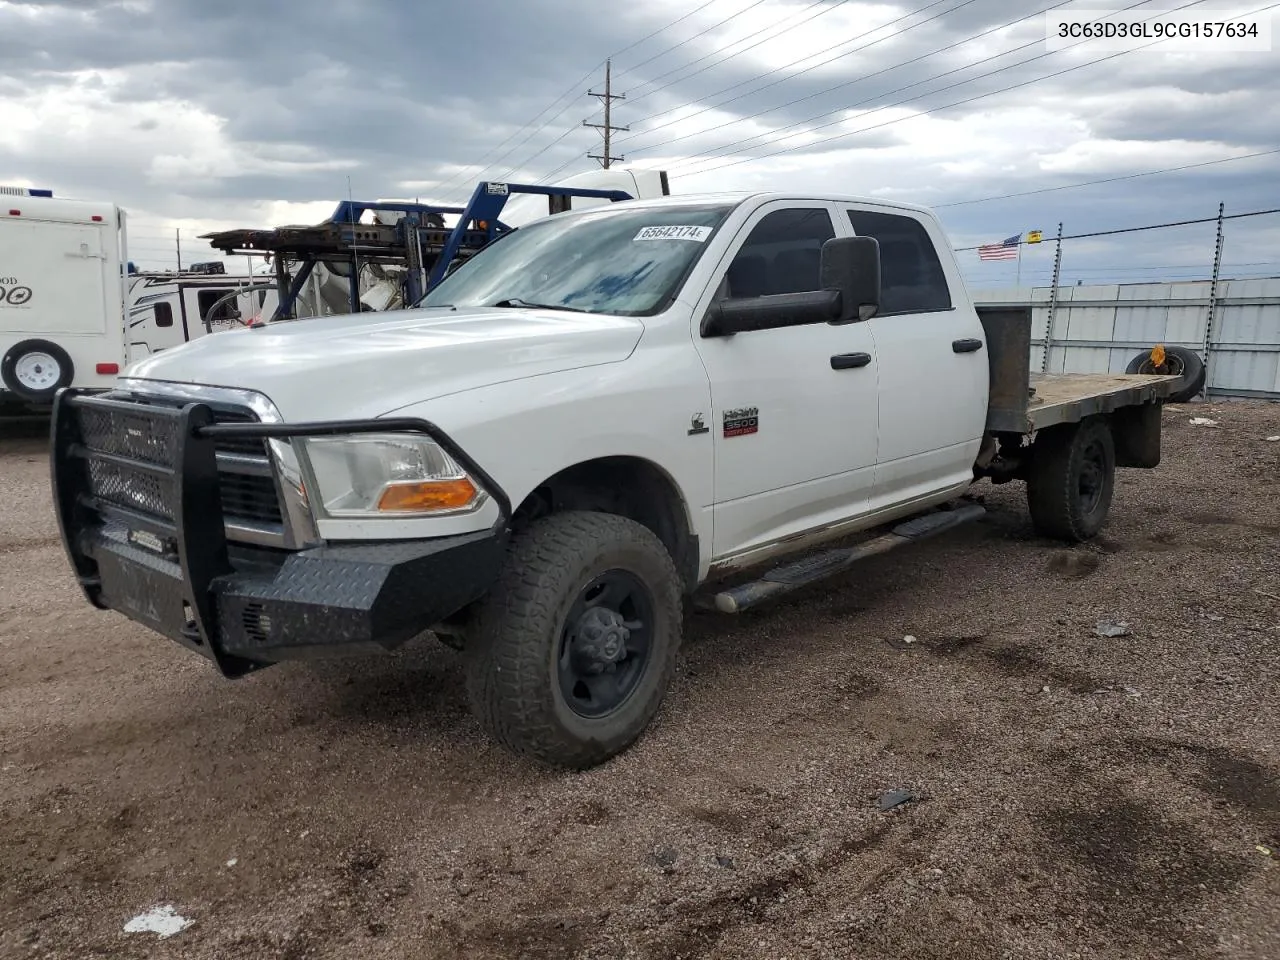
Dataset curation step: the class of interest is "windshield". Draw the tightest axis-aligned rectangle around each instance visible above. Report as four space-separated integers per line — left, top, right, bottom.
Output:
417 202 737 316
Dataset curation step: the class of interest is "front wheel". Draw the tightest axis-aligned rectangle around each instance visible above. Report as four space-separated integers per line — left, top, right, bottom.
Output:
464 511 683 769
1025 419 1116 541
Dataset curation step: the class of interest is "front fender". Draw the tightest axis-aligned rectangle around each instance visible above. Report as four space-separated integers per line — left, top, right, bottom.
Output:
384 347 715 576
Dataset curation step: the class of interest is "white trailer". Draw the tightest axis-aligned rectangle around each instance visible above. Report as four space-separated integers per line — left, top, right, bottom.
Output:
0 189 129 408
0 188 263 412
125 270 277 359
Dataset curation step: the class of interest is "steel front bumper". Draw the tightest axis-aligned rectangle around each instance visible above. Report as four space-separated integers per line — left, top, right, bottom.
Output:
50 389 509 677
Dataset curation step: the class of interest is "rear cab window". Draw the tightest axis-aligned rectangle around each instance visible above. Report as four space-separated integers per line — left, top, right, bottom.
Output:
845 209 952 316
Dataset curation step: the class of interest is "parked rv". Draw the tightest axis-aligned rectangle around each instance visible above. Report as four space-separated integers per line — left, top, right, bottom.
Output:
0 187 263 413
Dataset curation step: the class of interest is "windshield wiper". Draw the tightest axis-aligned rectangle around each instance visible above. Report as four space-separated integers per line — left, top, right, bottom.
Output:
490 297 588 313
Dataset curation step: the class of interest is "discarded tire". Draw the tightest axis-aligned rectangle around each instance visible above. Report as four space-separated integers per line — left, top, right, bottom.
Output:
1125 345 1205 403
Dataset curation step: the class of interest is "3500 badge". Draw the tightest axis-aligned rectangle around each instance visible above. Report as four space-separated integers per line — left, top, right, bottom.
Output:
723 406 759 437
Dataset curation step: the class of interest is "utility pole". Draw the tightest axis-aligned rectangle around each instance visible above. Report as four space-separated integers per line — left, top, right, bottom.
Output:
175 228 182 272
584 59 628 168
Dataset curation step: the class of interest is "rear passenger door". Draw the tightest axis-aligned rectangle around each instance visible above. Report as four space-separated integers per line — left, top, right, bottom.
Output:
843 206 988 508
691 201 879 562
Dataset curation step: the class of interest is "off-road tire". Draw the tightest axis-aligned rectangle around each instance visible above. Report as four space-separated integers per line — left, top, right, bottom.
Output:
1026 418 1116 542
464 510 683 769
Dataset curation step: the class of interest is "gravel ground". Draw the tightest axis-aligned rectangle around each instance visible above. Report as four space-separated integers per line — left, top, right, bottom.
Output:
1 401 1278 960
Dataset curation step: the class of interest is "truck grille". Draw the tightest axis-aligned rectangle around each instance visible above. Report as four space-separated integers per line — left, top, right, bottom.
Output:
79 396 285 542
206 410 285 530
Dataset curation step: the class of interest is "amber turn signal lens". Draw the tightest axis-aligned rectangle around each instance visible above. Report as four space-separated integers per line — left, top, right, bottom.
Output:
376 478 478 513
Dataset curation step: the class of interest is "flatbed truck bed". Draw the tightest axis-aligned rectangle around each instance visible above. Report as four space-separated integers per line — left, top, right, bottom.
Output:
976 305 1179 433
1026 373 1180 431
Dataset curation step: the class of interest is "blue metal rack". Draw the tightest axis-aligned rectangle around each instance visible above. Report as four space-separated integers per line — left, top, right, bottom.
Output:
201 181 635 322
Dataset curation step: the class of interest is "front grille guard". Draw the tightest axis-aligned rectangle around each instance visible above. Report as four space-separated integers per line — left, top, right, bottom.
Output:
51 388 512 676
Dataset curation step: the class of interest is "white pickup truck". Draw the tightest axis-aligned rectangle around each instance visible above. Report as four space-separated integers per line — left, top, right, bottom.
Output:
50 191 1176 768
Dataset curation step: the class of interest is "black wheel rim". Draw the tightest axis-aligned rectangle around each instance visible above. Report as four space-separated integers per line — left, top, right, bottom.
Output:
557 569 655 719
1078 438 1107 516
1139 354 1185 377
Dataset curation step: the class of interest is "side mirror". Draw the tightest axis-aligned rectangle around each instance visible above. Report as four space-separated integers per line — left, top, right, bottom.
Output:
701 289 842 337
820 236 880 323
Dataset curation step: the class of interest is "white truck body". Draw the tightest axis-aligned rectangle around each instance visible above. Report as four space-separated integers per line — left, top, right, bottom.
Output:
120 192 986 571
50 190 1176 768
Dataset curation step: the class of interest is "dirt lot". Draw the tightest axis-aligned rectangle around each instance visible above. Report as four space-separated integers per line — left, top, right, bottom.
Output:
1 401 1278 960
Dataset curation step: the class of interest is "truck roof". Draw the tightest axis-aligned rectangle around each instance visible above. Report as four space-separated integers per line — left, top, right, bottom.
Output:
591 190 939 217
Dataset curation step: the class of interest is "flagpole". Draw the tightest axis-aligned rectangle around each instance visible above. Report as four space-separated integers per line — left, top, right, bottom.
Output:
1016 237 1022 288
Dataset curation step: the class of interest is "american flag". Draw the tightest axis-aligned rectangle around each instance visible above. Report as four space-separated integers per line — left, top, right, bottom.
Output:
978 234 1020 260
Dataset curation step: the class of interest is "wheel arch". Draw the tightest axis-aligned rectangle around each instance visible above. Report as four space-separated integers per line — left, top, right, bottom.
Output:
512 455 700 593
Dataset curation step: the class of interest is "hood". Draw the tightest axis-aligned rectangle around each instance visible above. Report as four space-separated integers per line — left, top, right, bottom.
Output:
125 306 645 420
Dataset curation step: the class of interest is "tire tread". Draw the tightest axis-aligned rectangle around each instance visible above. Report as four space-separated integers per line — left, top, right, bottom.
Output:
464 510 681 769
1026 419 1115 542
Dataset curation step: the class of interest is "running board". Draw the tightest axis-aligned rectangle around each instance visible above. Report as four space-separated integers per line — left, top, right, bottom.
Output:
702 503 986 614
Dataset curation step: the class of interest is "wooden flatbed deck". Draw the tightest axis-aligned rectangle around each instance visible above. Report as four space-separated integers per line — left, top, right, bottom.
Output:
1026 373 1179 431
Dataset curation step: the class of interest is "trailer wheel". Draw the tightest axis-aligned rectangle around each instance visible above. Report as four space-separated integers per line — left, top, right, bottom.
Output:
1 339 75 403
1026 419 1116 542
1125 345 1205 403
464 510 682 769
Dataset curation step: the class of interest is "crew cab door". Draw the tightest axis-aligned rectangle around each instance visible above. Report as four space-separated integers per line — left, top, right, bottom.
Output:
842 206 988 508
690 201 879 562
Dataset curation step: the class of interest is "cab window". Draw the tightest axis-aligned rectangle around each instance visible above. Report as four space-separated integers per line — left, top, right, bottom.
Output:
722 207 835 299
846 209 951 315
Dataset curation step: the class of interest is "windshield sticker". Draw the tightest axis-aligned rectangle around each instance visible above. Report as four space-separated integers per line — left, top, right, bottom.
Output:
633 225 713 242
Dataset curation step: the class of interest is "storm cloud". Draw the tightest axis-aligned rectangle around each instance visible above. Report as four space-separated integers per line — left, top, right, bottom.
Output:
1 0 1275 284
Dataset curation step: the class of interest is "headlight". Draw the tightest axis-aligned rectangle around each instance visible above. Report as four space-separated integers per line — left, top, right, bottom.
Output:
281 433 486 518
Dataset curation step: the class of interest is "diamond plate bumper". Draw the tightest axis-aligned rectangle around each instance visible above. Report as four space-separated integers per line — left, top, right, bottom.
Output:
51 388 510 677
80 521 505 668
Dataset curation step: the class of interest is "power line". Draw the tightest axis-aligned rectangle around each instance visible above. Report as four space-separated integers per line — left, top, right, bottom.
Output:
621 0 852 106
971 260 1280 273
452 0 786 195
615 0 985 147
518 0 1008 185
665 0 1239 178
953 207 1280 251
624 0 1064 157
426 72 605 199
426 0 724 198
935 147 1280 208
535 155 590 186
512 124 594 184
615 0 775 80
609 0 725 72
662 0 1167 173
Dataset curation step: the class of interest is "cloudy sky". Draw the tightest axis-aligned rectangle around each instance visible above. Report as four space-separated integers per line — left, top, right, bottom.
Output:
1 0 1277 288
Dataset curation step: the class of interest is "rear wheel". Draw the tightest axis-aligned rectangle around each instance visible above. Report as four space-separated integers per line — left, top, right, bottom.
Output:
1026 419 1116 542
464 511 683 769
